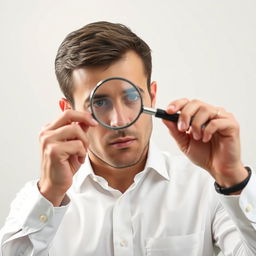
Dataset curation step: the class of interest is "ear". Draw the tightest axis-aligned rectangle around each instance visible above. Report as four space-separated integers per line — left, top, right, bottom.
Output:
149 81 157 107
59 98 72 112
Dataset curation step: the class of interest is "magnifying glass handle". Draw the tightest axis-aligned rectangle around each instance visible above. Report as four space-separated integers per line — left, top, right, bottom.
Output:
155 108 179 122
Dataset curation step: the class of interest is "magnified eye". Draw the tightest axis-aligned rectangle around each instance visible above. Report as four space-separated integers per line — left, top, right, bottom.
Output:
126 92 140 102
93 98 111 110
123 87 141 105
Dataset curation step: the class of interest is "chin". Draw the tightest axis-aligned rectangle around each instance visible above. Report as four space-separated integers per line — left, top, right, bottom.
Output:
106 151 145 169
107 160 141 169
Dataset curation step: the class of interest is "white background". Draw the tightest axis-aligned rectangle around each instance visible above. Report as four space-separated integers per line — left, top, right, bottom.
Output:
0 1 255 249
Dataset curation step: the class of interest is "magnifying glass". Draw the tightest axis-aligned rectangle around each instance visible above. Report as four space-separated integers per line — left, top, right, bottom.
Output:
89 77 179 130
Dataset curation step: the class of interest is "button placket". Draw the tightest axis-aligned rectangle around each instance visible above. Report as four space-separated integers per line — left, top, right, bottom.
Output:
112 194 134 256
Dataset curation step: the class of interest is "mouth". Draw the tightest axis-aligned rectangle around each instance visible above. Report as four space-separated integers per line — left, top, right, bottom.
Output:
108 137 137 148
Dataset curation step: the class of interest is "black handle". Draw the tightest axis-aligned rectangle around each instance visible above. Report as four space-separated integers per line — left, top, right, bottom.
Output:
155 108 179 122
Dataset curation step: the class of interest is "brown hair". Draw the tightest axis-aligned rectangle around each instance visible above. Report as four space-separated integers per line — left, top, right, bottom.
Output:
55 21 152 107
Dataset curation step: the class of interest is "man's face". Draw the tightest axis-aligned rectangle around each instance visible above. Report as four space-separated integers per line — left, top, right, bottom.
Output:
71 51 156 169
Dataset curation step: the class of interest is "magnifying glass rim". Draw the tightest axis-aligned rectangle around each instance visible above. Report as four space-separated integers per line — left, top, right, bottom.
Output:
89 76 143 130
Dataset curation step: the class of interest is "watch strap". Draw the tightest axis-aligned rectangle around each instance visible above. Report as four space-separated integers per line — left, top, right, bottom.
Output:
214 167 252 195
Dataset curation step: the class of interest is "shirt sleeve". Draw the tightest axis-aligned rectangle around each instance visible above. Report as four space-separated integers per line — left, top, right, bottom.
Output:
212 170 256 255
0 180 69 256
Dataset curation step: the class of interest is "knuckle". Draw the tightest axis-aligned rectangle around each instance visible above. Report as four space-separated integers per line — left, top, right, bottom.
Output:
76 139 84 147
39 132 50 148
38 123 51 138
209 119 218 129
76 140 86 153
38 129 46 139
81 139 88 148
232 119 240 130
74 123 82 133
179 112 189 121
219 107 226 112
39 124 49 133
228 111 235 119
39 130 56 149
63 109 73 119
199 105 208 113
225 111 238 125
184 97 189 101
181 98 189 103
83 111 91 119
190 99 200 105
192 121 201 131
40 136 48 149
72 124 84 139
45 144 58 158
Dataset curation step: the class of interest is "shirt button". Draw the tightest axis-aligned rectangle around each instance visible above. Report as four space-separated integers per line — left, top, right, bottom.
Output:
120 240 128 247
245 204 253 213
39 214 48 223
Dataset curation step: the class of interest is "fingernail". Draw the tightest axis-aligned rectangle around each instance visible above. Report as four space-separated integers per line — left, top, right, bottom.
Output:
203 134 211 143
168 104 176 112
178 120 186 131
193 132 201 140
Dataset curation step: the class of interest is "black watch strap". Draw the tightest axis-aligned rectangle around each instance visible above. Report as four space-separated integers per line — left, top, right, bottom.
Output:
214 167 252 195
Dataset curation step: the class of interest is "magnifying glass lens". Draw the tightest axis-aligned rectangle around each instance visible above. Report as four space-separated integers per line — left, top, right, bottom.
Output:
91 78 142 129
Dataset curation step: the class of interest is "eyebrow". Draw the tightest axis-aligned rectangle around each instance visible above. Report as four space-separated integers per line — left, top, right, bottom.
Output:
84 86 145 109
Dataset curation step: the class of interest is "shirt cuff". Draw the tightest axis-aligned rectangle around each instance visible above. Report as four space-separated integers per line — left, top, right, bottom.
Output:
6 180 70 237
216 170 256 223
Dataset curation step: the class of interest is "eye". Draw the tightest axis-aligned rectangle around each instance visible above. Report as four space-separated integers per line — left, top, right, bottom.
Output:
126 92 140 102
93 99 108 108
92 98 113 113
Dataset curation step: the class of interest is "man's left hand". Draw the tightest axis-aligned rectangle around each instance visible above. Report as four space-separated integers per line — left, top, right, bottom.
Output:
163 98 248 189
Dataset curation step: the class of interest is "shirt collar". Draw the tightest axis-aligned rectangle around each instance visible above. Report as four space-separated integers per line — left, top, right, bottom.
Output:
72 156 95 191
73 140 170 191
144 141 170 181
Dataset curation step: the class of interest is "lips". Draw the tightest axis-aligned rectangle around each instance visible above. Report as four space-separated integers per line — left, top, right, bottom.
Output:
109 137 136 148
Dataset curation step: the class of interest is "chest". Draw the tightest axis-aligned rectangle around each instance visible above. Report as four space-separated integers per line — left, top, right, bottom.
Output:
51 174 217 255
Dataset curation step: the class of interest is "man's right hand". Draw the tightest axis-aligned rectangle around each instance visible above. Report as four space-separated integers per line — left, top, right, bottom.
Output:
38 110 98 206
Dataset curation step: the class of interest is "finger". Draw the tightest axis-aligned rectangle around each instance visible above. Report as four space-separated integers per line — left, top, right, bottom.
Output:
192 107 229 141
56 123 89 148
46 140 87 163
41 123 89 150
177 101 203 132
46 110 98 131
190 105 219 140
166 98 190 114
57 141 87 172
202 118 238 143
69 155 86 170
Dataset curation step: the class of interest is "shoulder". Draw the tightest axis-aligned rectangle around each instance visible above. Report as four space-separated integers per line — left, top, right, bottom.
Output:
161 151 214 188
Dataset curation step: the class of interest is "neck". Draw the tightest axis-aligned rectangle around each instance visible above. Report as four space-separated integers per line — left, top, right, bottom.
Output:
88 147 148 193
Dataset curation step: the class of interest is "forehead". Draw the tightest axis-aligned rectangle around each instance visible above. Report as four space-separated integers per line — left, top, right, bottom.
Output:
72 51 148 99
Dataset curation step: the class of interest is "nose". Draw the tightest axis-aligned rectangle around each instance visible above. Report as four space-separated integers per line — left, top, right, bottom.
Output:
109 104 130 128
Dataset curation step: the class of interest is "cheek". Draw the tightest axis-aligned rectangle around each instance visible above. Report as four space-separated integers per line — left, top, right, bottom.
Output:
142 93 154 107
136 113 153 131
73 97 84 111
85 126 106 144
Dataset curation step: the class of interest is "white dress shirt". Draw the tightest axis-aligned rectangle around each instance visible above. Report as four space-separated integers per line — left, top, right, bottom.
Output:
1 142 256 255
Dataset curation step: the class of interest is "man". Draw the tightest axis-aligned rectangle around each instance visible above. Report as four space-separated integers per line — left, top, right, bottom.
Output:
0 21 255 255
